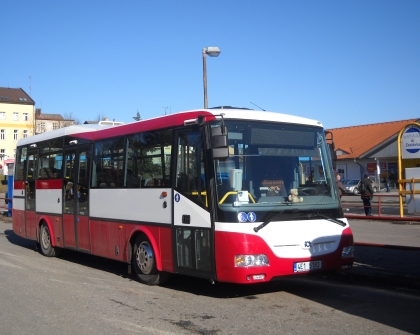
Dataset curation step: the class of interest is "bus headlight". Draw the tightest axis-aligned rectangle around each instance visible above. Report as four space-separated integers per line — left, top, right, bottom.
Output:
342 246 354 258
235 254 269 267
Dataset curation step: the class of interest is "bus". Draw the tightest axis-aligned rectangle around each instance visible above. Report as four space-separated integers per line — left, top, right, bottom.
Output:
12 108 354 285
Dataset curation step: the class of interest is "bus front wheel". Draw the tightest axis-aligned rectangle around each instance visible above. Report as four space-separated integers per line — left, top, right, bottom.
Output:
132 235 170 285
39 222 61 257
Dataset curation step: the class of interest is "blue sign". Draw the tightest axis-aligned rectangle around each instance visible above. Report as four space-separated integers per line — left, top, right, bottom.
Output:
174 193 180 202
247 212 256 222
237 212 248 223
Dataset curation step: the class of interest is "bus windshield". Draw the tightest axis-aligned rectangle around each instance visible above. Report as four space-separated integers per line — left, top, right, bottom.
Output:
214 120 340 220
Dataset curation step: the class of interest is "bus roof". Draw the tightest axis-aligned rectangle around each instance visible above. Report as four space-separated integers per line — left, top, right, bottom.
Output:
17 109 323 146
16 123 116 146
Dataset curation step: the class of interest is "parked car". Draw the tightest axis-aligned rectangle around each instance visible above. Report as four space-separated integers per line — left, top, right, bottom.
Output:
342 179 361 194
342 179 378 195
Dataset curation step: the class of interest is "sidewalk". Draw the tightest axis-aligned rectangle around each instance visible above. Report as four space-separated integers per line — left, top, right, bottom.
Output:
347 218 420 293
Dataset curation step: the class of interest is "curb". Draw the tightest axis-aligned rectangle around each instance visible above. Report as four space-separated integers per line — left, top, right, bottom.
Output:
354 242 420 251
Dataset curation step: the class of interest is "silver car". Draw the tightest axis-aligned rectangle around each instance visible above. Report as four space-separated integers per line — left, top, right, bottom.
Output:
342 179 378 195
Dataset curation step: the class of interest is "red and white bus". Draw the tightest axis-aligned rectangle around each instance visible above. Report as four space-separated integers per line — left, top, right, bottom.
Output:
13 108 354 285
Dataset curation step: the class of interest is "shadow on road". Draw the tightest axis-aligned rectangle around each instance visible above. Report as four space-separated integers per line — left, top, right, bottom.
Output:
2 223 420 334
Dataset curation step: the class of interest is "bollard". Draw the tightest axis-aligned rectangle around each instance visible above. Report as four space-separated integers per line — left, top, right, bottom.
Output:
7 174 13 217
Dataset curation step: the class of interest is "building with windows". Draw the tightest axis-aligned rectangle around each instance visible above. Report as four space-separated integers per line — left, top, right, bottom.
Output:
0 87 35 165
0 87 75 165
35 108 74 134
327 118 420 188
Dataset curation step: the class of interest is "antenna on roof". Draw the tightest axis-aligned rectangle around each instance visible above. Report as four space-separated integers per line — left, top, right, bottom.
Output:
250 102 265 111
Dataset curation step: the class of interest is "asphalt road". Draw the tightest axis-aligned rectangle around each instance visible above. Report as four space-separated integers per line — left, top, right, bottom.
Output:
1 218 420 335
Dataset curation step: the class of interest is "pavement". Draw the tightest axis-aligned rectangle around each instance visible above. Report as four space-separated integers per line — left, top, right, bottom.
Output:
1 194 419 293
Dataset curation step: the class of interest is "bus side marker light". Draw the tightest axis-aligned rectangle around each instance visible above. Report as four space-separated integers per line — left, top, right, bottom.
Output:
119 225 123 229
161 192 168 198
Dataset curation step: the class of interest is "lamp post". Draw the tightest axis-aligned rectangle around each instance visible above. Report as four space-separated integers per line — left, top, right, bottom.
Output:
202 46 221 109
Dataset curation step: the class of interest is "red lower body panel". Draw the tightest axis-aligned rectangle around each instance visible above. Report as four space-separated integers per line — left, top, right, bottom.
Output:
214 228 354 284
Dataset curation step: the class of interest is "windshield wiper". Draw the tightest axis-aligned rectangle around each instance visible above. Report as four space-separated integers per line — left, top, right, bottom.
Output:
305 213 346 227
253 209 300 233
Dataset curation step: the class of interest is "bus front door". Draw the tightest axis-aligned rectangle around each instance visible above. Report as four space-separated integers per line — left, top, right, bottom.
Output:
63 146 91 252
173 129 214 278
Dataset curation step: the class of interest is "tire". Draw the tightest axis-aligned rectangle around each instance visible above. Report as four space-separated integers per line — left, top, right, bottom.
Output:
373 186 377 193
132 235 170 285
39 223 61 257
353 188 359 195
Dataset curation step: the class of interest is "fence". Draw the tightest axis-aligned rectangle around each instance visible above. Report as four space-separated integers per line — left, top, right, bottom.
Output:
342 192 420 222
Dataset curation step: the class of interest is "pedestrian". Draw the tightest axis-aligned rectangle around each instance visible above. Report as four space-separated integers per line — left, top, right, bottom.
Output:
335 174 345 198
360 174 374 216
384 176 390 192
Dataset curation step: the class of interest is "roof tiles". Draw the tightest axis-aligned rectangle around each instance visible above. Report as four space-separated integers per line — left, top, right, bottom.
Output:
327 118 419 159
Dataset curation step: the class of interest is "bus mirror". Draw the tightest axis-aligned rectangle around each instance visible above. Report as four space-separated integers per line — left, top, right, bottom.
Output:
211 126 229 160
212 147 229 159
325 130 337 168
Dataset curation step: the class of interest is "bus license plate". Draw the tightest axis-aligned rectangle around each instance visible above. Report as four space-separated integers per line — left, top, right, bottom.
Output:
293 260 322 273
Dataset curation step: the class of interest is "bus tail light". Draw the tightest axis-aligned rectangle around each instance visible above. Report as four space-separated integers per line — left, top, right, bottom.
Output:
235 254 269 267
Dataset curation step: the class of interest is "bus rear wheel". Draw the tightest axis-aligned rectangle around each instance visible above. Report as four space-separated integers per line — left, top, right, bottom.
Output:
39 223 61 257
132 235 170 285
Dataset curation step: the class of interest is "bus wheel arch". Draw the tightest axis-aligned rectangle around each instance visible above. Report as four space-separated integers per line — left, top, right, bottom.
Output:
39 220 62 257
131 233 170 286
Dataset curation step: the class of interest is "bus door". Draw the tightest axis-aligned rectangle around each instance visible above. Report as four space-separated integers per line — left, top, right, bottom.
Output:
25 149 38 238
173 129 214 278
63 146 91 252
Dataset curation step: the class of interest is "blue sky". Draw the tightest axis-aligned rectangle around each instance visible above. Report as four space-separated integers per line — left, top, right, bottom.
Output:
1 1 419 129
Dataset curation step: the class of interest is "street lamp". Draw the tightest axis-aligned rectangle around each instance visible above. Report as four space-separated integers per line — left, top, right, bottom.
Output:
202 46 221 109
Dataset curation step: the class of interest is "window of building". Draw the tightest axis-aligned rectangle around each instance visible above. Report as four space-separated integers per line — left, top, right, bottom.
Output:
14 130 18 140
38 122 46 133
0 130 4 140
23 130 28 138
13 112 18 121
0 149 4 160
0 112 5 120
23 113 28 121
53 122 59 130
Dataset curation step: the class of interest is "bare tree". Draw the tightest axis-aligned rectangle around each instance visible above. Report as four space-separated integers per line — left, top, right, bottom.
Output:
26 108 37 136
94 112 107 122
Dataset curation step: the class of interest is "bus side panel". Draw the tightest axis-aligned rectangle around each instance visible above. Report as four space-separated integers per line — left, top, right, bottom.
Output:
53 216 64 248
90 220 110 258
36 180 62 214
159 227 174 272
13 182 26 237
25 211 37 240
77 216 91 252
107 221 124 261
13 210 25 237
63 214 76 248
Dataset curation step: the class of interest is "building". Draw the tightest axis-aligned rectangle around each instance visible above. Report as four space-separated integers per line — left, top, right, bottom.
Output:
0 87 35 165
35 108 74 134
327 118 420 187
0 87 76 166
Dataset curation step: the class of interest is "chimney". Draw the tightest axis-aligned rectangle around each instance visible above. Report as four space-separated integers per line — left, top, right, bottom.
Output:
35 108 41 116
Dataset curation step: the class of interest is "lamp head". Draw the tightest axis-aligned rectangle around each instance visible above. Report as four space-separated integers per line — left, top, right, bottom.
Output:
203 46 221 57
